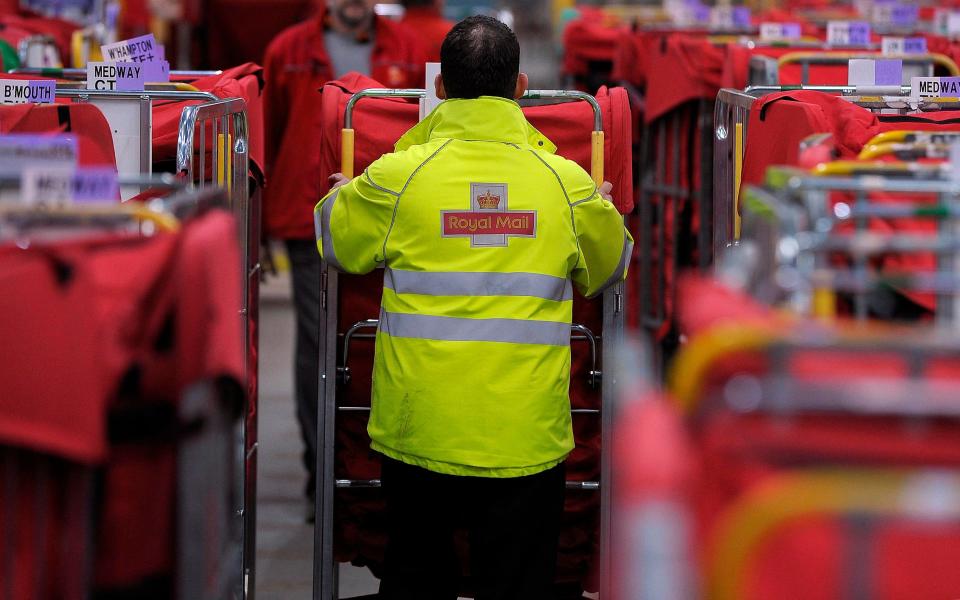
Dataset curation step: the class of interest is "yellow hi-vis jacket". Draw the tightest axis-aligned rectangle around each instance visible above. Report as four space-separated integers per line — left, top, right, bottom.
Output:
315 96 632 477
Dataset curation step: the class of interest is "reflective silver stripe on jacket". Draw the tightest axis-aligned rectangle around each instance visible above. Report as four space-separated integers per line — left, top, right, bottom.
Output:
379 310 571 346
592 230 633 298
384 268 573 302
317 189 344 270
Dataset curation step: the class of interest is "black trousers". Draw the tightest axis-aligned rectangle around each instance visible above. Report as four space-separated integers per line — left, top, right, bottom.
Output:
285 238 321 497
379 456 566 600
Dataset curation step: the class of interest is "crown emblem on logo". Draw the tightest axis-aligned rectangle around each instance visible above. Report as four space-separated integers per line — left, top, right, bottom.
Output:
477 191 501 209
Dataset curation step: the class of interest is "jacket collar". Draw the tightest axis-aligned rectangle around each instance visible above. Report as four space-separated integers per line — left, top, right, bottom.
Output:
395 96 557 153
308 11 394 65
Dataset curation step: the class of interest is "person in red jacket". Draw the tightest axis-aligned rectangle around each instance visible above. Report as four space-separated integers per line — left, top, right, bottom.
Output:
400 0 452 62
263 0 425 518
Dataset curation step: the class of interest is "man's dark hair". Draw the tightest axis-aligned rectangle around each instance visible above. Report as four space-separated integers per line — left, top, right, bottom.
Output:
440 16 520 99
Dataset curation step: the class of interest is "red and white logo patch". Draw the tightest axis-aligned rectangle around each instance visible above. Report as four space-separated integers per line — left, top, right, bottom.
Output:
441 183 537 247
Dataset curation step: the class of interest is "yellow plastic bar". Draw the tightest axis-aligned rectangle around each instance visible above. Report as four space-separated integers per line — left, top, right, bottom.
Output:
734 122 743 240
341 128 355 179
0 205 180 232
857 142 899 160
707 469 960 600
70 29 104 68
812 286 837 319
216 133 233 193
811 160 910 176
71 31 85 68
667 323 778 413
865 131 911 145
591 130 604 188
127 205 181 231
167 82 201 92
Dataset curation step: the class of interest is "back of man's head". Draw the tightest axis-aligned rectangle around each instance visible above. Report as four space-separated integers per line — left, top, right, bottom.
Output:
440 15 520 99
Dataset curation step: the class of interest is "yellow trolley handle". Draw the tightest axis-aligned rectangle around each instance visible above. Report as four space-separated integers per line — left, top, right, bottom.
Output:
777 52 960 77
590 130 604 187
708 470 959 600
341 127 356 179
0 204 180 232
341 88 606 186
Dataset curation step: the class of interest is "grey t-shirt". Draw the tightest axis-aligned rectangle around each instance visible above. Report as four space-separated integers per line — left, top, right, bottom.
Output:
325 29 374 79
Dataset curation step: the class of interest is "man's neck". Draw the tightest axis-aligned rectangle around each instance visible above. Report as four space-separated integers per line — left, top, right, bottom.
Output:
327 12 374 37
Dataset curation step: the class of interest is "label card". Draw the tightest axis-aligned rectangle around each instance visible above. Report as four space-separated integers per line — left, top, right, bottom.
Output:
872 2 918 27
848 59 902 86
20 167 118 206
827 21 871 46
87 61 145 91
420 62 442 122
760 22 801 40
0 79 55 104
0 135 77 177
934 10 960 37
848 59 875 86
911 77 960 98
139 60 170 83
667 0 709 26
874 59 903 85
710 6 750 29
100 34 163 63
882 37 927 55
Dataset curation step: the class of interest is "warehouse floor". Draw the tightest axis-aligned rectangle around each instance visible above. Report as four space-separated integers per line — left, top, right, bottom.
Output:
255 274 380 599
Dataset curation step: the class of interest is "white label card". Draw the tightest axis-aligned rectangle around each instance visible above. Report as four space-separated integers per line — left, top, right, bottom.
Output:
827 21 871 46
759 22 801 41
935 10 960 36
100 33 163 63
20 166 119 206
0 134 76 177
421 62 442 121
882 37 927 55
0 79 55 104
86 61 144 91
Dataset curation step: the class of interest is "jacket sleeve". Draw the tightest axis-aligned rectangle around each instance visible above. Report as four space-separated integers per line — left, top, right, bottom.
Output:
262 39 288 179
570 187 633 299
314 168 400 274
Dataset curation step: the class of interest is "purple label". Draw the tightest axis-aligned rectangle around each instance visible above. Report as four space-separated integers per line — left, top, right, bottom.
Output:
692 4 710 23
732 7 751 27
105 2 119 27
101 34 162 63
876 3 919 26
875 59 903 85
781 23 802 38
70 168 119 203
904 37 927 53
27 80 55 103
109 62 146 91
892 4 919 25
139 60 170 83
848 21 871 45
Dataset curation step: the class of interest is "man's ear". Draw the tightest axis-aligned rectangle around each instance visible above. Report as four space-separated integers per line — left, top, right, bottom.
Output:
435 74 447 100
513 73 528 100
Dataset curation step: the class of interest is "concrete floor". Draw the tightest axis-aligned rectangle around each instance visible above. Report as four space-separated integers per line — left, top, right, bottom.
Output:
255 274 380 600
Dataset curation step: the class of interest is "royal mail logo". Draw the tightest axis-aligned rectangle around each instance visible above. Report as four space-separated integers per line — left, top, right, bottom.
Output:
443 211 536 235
441 183 536 247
